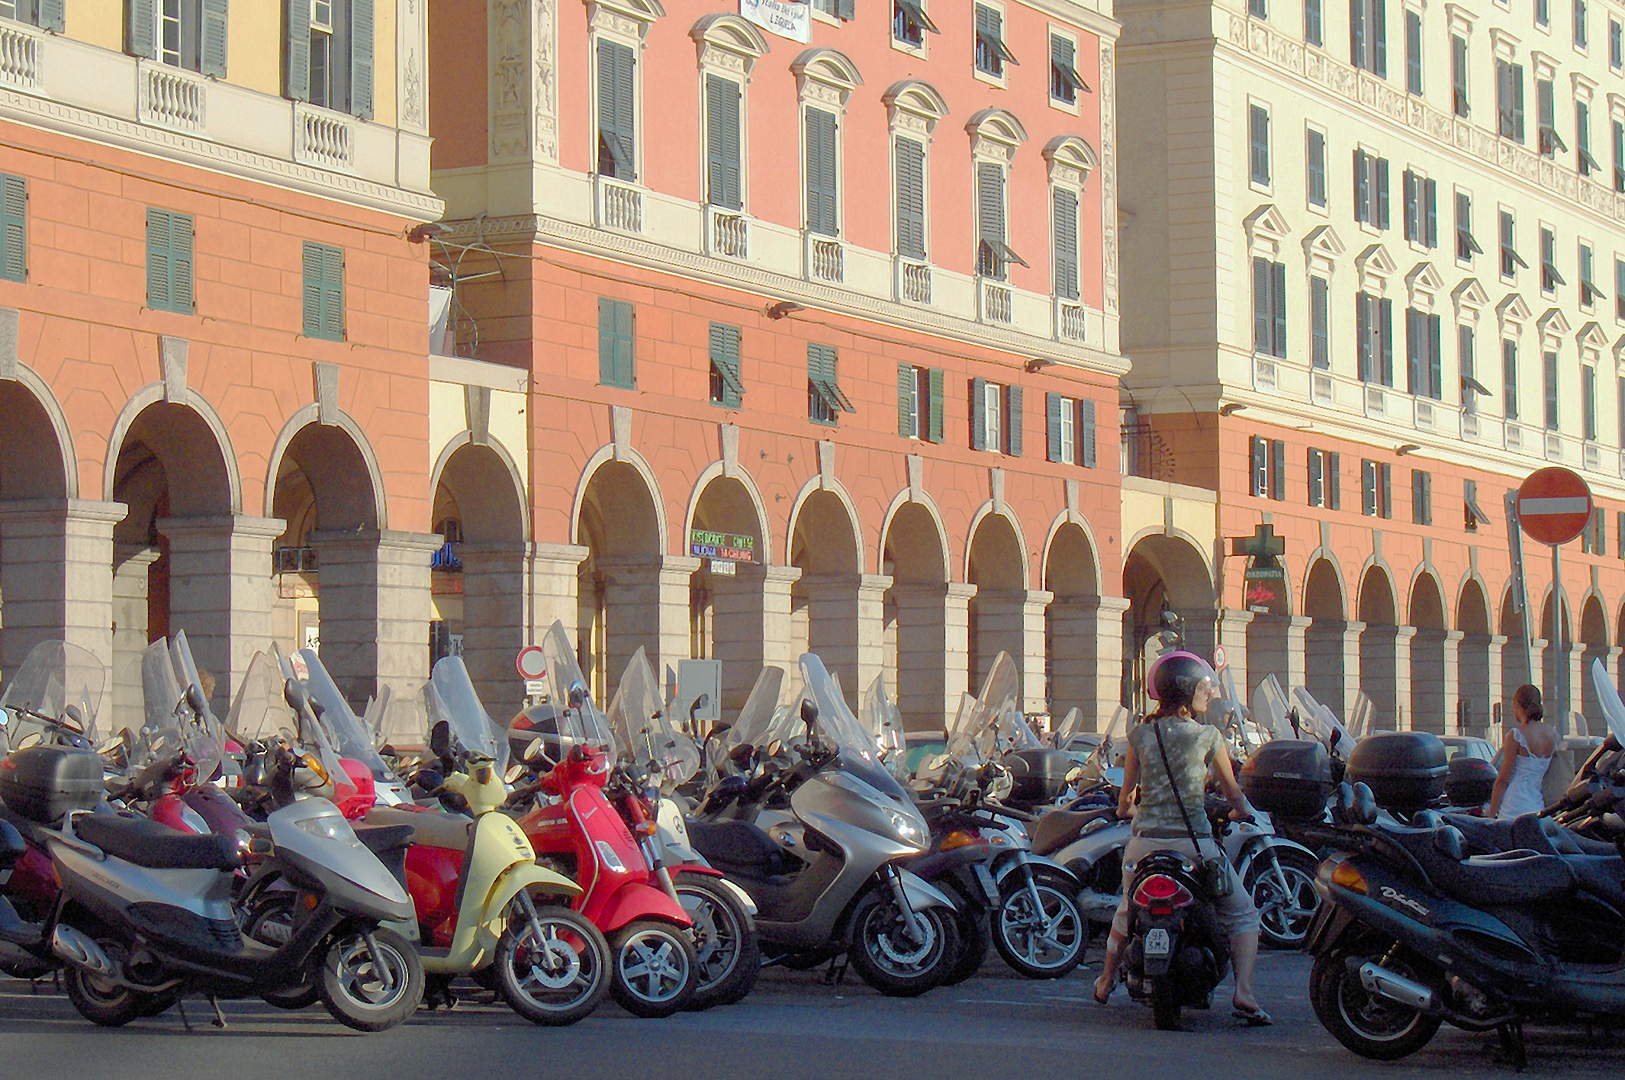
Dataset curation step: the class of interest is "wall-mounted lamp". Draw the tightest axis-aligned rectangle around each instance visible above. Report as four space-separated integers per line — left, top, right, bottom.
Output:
766 301 805 320
1395 443 1422 456
1218 402 1248 416
407 221 449 244
1025 358 1054 373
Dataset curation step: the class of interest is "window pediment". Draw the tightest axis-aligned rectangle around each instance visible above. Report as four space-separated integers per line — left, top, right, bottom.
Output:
589 0 665 37
1304 224 1347 276
1577 320 1608 359
1613 334 1625 367
1406 262 1444 312
1244 204 1291 260
1356 243 1398 294
883 79 949 135
690 15 770 74
1042 135 1097 189
966 107 1029 162
1452 277 1489 323
792 48 864 107
1489 26 1519 61
1537 306 1571 346
1498 292 1532 335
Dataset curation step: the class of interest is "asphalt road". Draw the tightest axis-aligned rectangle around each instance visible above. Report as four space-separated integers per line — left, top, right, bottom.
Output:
1 948 1621 1080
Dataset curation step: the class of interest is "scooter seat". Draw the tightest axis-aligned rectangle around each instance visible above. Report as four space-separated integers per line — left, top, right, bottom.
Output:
1030 809 1113 857
353 823 416 855
362 805 471 850
1425 845 1578 905
76 813 238 871
686 819 791 876
1439 813 1520 856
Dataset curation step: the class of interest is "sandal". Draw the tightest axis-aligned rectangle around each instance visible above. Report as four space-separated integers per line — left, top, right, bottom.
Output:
1232 1003 1273 1027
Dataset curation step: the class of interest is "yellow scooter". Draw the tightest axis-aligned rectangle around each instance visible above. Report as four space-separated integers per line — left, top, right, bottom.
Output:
363 657 611 1025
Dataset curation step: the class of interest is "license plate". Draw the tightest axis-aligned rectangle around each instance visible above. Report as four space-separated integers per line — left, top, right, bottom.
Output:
1144 928 1171 957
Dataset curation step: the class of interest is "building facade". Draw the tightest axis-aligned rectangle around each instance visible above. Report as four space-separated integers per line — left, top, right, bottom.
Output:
0 0 442 729
427 0 1127 728
1118 0 1625 732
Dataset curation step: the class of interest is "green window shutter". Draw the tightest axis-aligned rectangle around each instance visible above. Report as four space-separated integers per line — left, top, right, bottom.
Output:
38 0 65 32
170 213 194 313
806 108 838 236
321 244 344 340
1079 399 1097 468
200 0 229 78
835 0 856 18
897 363 916 436
1252 257 1270 352
705 76 742 210
598 298 635 388
0 174 25 284
1376 157 1390 229
1271 438 1286 499
709 323 743 408
1271 260 1287 356
302 242 323 334
350 0 374 119
613 300 634 388
1053 188 1079 300
977 161 1005 276
927 367 945 443
1046 393 1063 461
1379 298 1394 386
284 0 310 101
126 0 156 59
896 137 926 260
597 40 635 179
1311 276 1330 368
146 209 172 310
969 378 987 451
1327 451 1340 508
1424 178 1438 248
1006 384 1023 457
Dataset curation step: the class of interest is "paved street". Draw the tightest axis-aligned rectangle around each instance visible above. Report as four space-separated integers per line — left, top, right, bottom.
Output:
1 948 1619 1079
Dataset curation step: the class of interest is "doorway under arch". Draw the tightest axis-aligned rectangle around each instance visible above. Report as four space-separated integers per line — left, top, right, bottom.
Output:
576 459 665 705
1043 522 1102 724
789 489 863 704
0 378 75 677
882 502 950 731
1303 558 1349 716
1456 579 1493 737
1408 573 1447 734
1121 534 1214 713
966 512 1027 701
688 473 769 713
1357 567 1400 729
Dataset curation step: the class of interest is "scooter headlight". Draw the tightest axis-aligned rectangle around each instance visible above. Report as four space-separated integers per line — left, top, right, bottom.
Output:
885 807 926 847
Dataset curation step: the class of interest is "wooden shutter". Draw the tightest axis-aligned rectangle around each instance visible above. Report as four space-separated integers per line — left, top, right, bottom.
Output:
1406 308 1422 394
806 108 838 236
38 0 64 32
1403 170 1418 240
895 137 926 260
201 0 228 78
1406 10 1421 91
1053 188 1079 300
0 174 24 283
1271 260 1287 357
969 378 987 450
127 0 156 58
709 323 743 408
170 213 194 313
1353 150 1368 221
1271 438 1286 500
321 244 343 339
1007 384 1023 457
1381 462 1393 517
302 242 323 335
1311 276 1329 368
147 209 172 310
977 162 1005 275
1376 157 1391 228
898 363 917 436
1511 66 1525 141
1372 0 1387 76
1356 292 1372 380
284 0 310 101
1427 313 1442 398
1309 449 1324 505
1253 257 1270 353
927 367 945 443
1047 393 1064 462
1351 0 1366 67
350 0 375 119
599 298 635 388
1250 437 1267 496
706 76 742 210
835 0 855 18
1079 399 1097 467
1327 451 1341 509
1379 298 1394 385
1424 178 1438 247
1249 105 1269 183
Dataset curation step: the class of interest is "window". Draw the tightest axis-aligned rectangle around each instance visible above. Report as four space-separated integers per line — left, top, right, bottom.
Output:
1353 149 1390 227
1311 275 1330 368
1537 0 1549 26
127 0 227 78
1618 510 1625 557
812 0 856 17
1411 469 1432 525
1575 0 1588 48
1308 448 1342 508
1050 33 1087 104
708 322 744 408
975 4 1017 79
0 173 23 284
1614 120 1625 191
1583 363 1597 439
1577 101 1598 176
147 209 195 315
1500 210 1527 278
805 107 839 237
1455 191 1481 261
1305 0 1322 45
897 363 945 442
1581 509 1604 554
1617 257 1625 321
598 298 635 389
1361 459 1393 517
1503 338 1519 419
1405 308 1443 399
1357 291 1394 384
1405 10 1423 94
1459 324 1479 413
1053 188 1080 300
1350 0 1387 76
1249 436 1286 499
596 39 636 180
2 1 63 29
705 76 742 211
300 240 343 340
894 1 938 47
1402 170 1437 247
1451 34 1469 117
970 378 1022 456
1249 0 1266 16
1047 395 1099 467
1307 128 1327 207
285 0 374 118
1544 349 1560 429
1496 61 1525 142
976 162 1023 279
808 345 854 426
895 137 927 261
1465 479 1484 531
1537 77 1566 157
1612 18 1623 68
1580 244 1602 307
1540 226 1564 293
1253 257 1288 357
1619 378 1625 444
1249 104 1271 184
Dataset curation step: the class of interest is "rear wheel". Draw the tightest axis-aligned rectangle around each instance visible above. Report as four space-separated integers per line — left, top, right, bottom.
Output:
942 907 990 986
318 928 423 1032
1245 848 1322 950
493 905 610 1026
845 889 961 998
609 920 696 1018
991 873 1085 979
244 895 320 1010
674 876 759 1010
1311 944 1442 1060
1149 976 1182 1031
60 937 147 1028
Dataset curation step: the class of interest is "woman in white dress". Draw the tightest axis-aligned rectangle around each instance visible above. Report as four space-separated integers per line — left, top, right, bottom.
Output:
1489 683 1556 820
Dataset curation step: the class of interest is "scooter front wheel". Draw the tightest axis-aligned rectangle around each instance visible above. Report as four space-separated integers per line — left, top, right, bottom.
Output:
493 906 611 1026
845 890 961 997
609 919 697 1018
674 876 760 1010
991 874 1085 979
317 927 423 1033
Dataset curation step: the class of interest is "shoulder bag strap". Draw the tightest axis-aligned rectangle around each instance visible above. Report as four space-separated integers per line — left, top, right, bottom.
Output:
1150 717 1208 864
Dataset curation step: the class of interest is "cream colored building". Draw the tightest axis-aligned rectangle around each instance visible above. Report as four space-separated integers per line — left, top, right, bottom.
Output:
1115 0 1625 731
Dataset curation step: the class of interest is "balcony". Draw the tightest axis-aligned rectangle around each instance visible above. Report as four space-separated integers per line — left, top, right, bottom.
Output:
1413 398 1435 431
1252 356 1278 392
1584 442 1603 472
980 280 1012 324
1544 431 1564 461
294 103 354 171
705 207 748 260
1505 423 1524 452
1363 384 1388 417
1311 371 1334 404
808 236 844 284
1057 301 1087 342
0 21 39 89
138 61 206 134
595 176 643 235
896 259 932 305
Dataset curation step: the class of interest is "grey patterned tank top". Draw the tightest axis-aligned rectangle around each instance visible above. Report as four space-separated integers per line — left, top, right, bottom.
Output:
1129 717 1222 839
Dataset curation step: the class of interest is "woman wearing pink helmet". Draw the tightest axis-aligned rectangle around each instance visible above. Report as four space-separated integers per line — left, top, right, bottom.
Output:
1091 650 1269 1025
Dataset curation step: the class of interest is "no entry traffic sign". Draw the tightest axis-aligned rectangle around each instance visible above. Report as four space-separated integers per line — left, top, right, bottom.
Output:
1516 467 1593 546
515 645 547 681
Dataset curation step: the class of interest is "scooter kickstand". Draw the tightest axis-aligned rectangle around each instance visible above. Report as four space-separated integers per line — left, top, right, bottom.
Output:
208 994 227 1028
822 953 849 987
1494 1020 1526 1072
175 997 193 1033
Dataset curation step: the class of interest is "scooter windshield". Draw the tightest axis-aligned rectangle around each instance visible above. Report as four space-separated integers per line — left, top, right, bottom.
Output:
1249 675 1295 746
1590 658 1625 745
800 653 912 805
608 648 700 787
1289 685 1356 757
1080 705 1131 781
428 655 507 771
226 651 298 745
943 652 1021 768
168 631 223 782
294 648 394 779
0 640 103 747
1051 707 1084 751
708 665 791 776
539 621 616 754
859 674 909 780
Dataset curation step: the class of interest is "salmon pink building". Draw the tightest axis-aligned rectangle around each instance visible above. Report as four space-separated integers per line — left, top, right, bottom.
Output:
427 0 1128 728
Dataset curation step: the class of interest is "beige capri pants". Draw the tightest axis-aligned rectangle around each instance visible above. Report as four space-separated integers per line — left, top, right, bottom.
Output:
1108 835 1260 939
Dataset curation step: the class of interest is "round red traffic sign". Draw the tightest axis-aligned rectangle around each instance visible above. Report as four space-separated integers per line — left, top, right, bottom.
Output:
1516 467 1593 546
515 645 547 681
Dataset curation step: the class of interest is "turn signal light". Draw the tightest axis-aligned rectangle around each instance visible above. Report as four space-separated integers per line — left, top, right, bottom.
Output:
633 821 657 836
1331 861 1370 896
940 830 987 852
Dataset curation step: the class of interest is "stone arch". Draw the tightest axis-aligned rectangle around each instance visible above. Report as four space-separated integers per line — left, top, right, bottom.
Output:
788 480 864 701
881 494 952 730
1580 591 1611 726
1455 575 1495 737
966 507 1030 704
429 435 530 720
687 465 774 713
1122 532 1216 711
102 385 242 514
878 489 950 580
576 451 667 703
263 405 388 530
572 445 667 555
964 503 1031 589
684 462 773 566
1408 570 1448 734
1302 555 1350 717
0 367 76 500
1357 564 1402 729
1540 586 1576 718
1043 515 1106 722
1500 584 1533 710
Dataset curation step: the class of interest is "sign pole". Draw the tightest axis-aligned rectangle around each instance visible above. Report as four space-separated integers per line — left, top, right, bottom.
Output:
1552 541 1567 736
1514 466 1594 736
1505 492 1534 686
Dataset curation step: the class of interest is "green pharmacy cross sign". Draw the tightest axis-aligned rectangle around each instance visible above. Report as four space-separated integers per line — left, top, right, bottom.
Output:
1231 524 1286 609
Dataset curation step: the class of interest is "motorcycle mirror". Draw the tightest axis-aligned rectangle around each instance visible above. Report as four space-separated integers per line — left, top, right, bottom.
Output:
413 767 444 792
524 736 548 764
15 731 41 751
503 762 525 785
800 698 819 731
729 742 756 769
63 704 87 733
567 682 588 709
428 719 452 763
689 693 710 719
184 684 209 717
283 678 309 713
766 738 783 758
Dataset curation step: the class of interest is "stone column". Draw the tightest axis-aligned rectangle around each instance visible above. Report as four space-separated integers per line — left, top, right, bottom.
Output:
759 565 801 696
1176 607 1221 664
158 514 283 717
944 583 976 721
1215 608 1253 691
592 554 698 682
854 574 892 700
1018 590 1053 715
1409 628 1448 735
1484 633 1507 738
528 542 588 645
0 499 123 680
1360 624 1415 730
109 545 160 732
1246 615 1311 698
462 541 549 723
969 588 1051 712
309 529 439 713
801 572 860 700
1457 633 1496 737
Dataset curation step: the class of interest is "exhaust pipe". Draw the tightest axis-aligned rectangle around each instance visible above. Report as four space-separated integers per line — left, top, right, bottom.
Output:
1355 960 1435 1011
51 926 118 980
